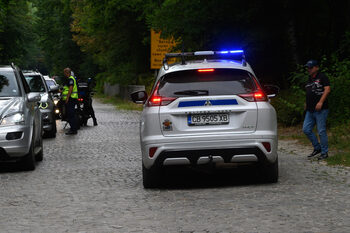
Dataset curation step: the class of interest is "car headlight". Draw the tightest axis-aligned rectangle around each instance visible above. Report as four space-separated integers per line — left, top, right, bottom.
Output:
0 113 25 126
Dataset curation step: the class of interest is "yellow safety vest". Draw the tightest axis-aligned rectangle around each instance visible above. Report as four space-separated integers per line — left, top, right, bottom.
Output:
62 76 78 100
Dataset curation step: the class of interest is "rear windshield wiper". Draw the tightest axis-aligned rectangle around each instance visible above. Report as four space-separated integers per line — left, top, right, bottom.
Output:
173 90 209 96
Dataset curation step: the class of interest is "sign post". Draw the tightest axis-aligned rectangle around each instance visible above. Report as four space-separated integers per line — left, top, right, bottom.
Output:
151 30 178 69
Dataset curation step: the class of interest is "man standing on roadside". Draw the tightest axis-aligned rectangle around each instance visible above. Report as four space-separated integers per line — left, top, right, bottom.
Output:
303 60 331 160
62 68 78 135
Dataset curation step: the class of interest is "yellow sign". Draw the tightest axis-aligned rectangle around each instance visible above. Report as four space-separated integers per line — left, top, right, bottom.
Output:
151 30 178 69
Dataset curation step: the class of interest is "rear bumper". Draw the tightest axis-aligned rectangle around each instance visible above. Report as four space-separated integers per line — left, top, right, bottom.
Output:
141 136 278 169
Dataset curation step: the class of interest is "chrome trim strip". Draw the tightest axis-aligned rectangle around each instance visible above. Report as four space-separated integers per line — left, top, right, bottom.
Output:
231 154 258 162
163 157 190 166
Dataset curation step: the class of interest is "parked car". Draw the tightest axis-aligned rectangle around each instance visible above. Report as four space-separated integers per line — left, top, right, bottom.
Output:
0 64 43 170
43 75 61 118
131 50 279 188
23 70 58 138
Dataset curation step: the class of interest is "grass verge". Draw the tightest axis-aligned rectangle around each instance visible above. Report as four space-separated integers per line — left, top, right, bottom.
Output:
279 124 350 167
95 93 143 111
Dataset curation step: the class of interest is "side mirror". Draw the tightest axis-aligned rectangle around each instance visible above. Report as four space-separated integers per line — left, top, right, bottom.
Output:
131 91 148 104
263 85 280 98
27 92 41 102
49 85 59 93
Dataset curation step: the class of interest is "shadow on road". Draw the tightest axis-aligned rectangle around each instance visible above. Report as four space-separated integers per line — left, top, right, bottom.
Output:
157 164 275 189
0 161 25 173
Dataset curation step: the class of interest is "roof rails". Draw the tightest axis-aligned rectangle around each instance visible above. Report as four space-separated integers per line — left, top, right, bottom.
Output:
162 50 246 70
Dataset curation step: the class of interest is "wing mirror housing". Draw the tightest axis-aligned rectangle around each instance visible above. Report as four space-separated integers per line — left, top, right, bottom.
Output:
131 91 148 104
49 85 59 93
27 92 41 102
263 85 280 98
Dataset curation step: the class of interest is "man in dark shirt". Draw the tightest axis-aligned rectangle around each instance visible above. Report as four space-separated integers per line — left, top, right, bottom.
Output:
303 60 331 160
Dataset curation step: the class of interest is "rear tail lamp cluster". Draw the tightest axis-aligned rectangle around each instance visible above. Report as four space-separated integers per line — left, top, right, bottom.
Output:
148 81 177 107
238 91 268 102
239 77 268 102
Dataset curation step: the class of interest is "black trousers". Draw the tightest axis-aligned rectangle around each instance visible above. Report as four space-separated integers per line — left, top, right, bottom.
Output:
66 98 78 132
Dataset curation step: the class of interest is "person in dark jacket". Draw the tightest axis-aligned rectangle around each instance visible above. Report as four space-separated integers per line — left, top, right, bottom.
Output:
303 60 331 160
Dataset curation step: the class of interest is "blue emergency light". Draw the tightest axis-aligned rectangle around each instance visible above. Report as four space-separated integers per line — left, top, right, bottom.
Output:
163 50 246 69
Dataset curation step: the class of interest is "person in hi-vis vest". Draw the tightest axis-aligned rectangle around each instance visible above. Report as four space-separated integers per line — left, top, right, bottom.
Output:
62 68 78 135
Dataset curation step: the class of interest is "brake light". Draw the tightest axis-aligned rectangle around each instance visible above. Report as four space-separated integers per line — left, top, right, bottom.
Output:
238 91 268 102
151 97 161 103
198 68 215 72
148 82 177 106
238 76 268 102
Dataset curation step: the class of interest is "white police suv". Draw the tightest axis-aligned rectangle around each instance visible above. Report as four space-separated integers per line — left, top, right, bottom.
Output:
131 50 279 188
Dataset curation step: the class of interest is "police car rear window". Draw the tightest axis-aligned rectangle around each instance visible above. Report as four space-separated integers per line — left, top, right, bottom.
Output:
158 69 256 97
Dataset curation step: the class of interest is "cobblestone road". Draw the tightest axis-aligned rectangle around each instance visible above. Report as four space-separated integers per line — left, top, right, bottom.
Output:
0 99 349 232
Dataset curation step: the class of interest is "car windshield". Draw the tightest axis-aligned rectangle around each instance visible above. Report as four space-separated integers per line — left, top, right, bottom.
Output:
158 69 257 97
25 75 46 92
0 70 20 97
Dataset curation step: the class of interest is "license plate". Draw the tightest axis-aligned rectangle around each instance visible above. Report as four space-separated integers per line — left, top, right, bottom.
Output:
188 114 229 126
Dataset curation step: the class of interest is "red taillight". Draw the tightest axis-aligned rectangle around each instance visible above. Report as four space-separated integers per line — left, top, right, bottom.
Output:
238 91 268 102
151 97 161 104
149 147 157 158
78 98 83 102
148 96 177 106
198 68 215 72
262 142 271 152
148 81 177 106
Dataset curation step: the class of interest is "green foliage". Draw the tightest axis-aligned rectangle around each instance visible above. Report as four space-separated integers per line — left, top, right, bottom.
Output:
0 0 38 67
32 0 82 75
271 88 305 126
71 0 149 84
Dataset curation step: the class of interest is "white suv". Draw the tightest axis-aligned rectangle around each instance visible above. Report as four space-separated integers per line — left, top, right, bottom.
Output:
131 51 279 188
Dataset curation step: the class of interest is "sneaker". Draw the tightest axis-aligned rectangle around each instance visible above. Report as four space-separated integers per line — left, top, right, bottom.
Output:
318 153 328 160
307 148 321 158
65 131 77 135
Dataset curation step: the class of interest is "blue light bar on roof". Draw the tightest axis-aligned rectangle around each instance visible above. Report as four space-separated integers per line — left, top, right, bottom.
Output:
229 50 244 53
194 51 215 55
217 50 244 54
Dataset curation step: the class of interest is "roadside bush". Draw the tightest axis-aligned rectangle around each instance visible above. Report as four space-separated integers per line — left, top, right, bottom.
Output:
270 87 305 126
270 65 306 126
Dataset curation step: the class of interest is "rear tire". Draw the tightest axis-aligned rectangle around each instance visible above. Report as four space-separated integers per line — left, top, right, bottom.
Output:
142 163 161 188
44 119 56 138
35 135 44 162
260 158 278 183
